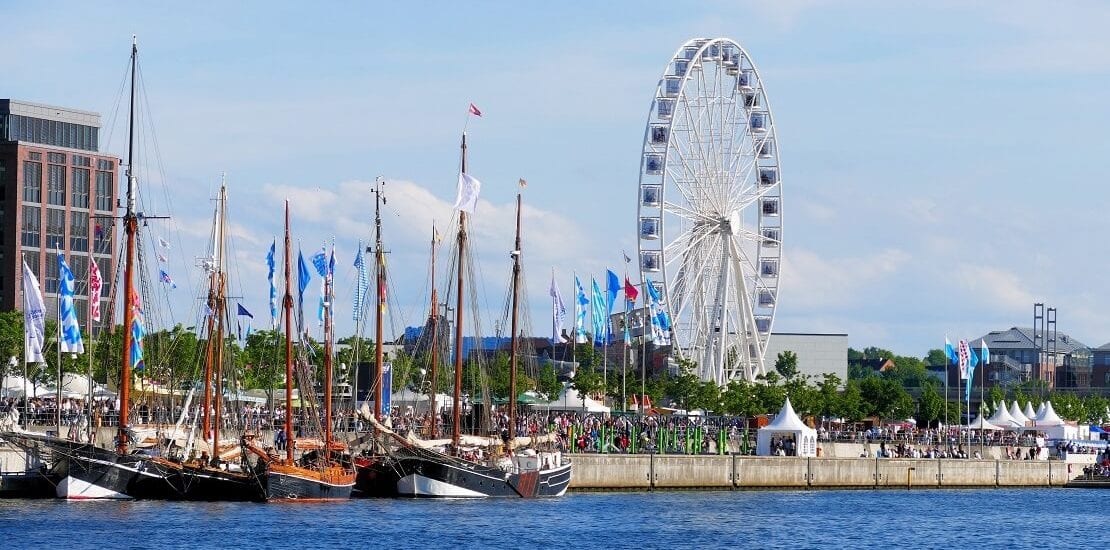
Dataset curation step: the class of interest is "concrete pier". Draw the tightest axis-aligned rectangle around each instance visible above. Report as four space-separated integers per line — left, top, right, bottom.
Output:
568 455 1075 491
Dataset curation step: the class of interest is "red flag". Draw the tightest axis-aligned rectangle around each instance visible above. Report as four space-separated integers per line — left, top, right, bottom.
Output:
88 260 103 322
469 103 482 117
623 277 639 302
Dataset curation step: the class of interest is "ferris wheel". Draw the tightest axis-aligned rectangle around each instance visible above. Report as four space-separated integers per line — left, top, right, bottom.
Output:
636 37 783 385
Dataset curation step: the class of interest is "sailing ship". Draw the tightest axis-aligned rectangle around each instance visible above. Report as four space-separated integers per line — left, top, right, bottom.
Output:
244 202 355 500
2 38 181 500
140 182 267 502
362 133 572 498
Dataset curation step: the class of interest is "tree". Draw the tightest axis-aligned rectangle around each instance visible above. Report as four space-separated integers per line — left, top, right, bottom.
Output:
816 373 843 424
839 381 865 422
774 350 799 381
917 381 944 427
923 348 948 368
667 363 702 409
884 356 931 389
535 364 561 400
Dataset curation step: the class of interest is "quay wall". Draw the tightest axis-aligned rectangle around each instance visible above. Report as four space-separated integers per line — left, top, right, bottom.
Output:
568 455 1072 491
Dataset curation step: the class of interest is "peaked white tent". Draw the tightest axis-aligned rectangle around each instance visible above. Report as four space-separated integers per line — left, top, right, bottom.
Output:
968 412 1002 431
534 386 610 413
389 387 454 414
757 398 817 457
1023 401 1037 420
1 375 49 398
1034 401 1066 427
1009 402 1030 426
988 401 1022 429
1036 402 1046 418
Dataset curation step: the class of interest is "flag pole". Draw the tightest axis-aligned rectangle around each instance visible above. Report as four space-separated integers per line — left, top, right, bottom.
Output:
56 248 63 437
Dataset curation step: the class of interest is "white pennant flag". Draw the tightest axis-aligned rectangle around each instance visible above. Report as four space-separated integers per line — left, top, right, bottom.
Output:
453 172 481 213
22 259 46 364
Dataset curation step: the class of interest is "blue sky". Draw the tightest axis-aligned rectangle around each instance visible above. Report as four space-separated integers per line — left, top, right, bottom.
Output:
6 1 1110 357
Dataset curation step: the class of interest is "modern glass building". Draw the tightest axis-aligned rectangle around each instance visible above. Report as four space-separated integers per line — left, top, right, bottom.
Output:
0 99 118 327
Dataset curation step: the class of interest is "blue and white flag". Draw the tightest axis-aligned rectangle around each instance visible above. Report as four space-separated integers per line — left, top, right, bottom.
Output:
549 270 566 342
311 246 328 277
159 269 177 289
297 249 311 335
22 258 46 364
646 278 671 345
591 278 606 346
945 337 958 366
353 242 368 322
605 269 620 343
57 254 84 353
267 239 277 329
574 275 589 344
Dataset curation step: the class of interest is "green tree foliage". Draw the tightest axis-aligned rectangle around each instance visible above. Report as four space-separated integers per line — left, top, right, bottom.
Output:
774 350 799 381
917 381 944 427
923 348 948 368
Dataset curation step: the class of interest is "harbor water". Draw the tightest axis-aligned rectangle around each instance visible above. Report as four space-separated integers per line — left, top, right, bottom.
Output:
0 488 1100 548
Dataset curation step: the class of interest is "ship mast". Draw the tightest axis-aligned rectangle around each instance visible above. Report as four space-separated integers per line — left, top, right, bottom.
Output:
117 36 139 455
508 193 522 440
323 240 333 451
201 200 219 443
426 224 439 438
372 179 385 422
452 134 468 454
282 201 294 463
212 183 228 446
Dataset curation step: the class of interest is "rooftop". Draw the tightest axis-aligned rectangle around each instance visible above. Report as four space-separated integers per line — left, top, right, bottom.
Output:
1 99 101 127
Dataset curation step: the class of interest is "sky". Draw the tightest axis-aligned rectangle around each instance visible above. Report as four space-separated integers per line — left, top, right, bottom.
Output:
5 1 1110 358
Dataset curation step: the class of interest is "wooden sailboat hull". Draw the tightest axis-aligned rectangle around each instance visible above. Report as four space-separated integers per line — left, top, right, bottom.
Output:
390 447 572 498
264 463 355 501
5 433 177 500
352 455 400 498
148 459 267 502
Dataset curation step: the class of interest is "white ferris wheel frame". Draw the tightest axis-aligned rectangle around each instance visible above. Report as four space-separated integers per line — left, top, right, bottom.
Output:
635 37 783 385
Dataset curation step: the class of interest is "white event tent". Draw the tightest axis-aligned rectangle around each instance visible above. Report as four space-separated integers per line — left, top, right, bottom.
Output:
988 401 1022 429
1022 402 1037 421
757 398 817 457
1030 401 1078 440
1009 401 1031 426
534 386 610 413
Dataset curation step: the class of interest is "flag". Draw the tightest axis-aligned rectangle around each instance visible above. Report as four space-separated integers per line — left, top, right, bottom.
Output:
624 277 639 303
353 242 368 322
469 103 482 117
57 254 85 353
591 278 606 346
22 259 46 364
88 258 102 323
129 287 145 372
297 249 311 334
646 278 671 345
957 339 970 380
549 271 566 342
158 237 170 249
433 223 443 244
944 337 958 366
518 178 527 189
605 270 620 343
267 239 277 328
980 338 990 366
159 269 177 289
157 253 168 263
453 173 482 213
574 275 589 344
311 246 328 277
237 303 254 341
623 250 632 264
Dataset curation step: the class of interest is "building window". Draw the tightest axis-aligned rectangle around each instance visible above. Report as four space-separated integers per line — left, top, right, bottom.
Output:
27 151 41 161
21 205 40 248
23 161 42 202
44 253 58 294
70 211 88 253
69 255 88 293
97 159 114 171
72 168 90 209
47 152 65 164
72 155 91 167
94 171 113 211
92 221 110 253
45 208 65 250
47 164 65 206
24 250 39 279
